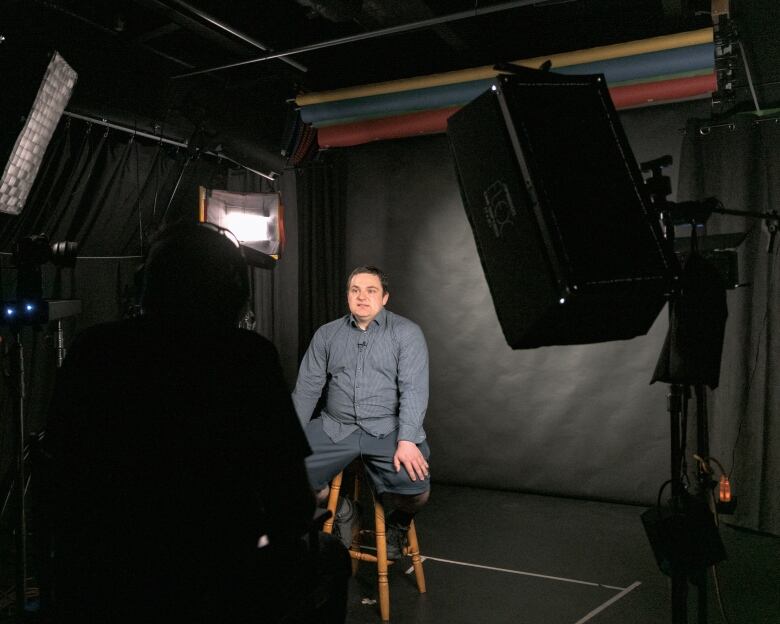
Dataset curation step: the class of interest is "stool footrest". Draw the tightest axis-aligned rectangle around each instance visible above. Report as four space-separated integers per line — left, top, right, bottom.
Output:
350 550 381 564
325 467 426 622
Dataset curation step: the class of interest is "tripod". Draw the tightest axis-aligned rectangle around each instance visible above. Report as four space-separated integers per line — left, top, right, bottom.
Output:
4 301 81 618
642 155 779 623
643 157 723 624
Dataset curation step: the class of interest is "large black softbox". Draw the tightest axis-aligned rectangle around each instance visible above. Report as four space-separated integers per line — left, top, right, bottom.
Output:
447 71 678 349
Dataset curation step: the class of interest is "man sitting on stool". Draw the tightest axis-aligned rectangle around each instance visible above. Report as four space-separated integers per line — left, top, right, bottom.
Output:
293 265 430 558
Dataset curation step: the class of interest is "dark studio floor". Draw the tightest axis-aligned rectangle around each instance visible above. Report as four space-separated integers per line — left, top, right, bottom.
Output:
1 484 778 623
343 484 780 624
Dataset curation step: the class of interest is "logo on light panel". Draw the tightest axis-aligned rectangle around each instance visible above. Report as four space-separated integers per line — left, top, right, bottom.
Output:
483 180 517 238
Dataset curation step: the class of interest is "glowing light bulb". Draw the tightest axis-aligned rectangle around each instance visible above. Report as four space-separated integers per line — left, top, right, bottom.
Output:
719 474 731 503
223 212 271 243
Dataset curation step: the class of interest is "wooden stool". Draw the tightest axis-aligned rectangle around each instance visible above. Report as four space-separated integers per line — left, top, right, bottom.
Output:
322 468 426 622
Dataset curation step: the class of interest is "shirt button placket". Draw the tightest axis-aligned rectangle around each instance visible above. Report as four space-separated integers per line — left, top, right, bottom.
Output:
355 332 366 412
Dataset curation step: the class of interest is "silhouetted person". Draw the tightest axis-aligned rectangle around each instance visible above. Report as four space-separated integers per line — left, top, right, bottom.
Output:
43 222 347 623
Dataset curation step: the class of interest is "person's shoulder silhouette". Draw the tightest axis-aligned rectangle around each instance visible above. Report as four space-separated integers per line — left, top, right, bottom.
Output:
44 221 316 623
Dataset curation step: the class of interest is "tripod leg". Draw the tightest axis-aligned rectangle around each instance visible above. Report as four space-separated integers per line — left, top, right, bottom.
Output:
672 570 688 624
10 332 28 617
669 384 688 624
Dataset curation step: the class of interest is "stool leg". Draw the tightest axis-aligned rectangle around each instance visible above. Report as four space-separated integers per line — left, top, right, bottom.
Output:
406 521 426 594
348 494 361 576
322 471 343 535
374 497 391 622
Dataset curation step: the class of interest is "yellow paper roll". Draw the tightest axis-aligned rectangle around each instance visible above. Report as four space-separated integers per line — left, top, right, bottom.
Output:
296 27 713 106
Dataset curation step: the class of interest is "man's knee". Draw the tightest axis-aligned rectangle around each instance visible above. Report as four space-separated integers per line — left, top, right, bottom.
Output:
411 489 430 508
383 489 430 514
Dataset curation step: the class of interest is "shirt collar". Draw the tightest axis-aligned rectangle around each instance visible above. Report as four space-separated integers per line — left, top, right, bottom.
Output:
349 307 387 329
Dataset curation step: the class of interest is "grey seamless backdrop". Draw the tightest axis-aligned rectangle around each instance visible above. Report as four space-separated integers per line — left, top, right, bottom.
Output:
343 100 710 505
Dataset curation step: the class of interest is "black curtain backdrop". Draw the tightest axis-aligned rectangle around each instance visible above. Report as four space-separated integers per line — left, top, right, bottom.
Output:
0 117 225 485
0 118 223 255
677 116 780 536
223 166 300 385
330 100 712 507
296 155 347 359
226 168 277 340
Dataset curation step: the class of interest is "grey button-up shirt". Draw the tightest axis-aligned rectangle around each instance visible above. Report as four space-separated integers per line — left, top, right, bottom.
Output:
292 309 429 444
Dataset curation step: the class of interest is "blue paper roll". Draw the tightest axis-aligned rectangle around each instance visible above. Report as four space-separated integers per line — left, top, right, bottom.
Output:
300 43 713 126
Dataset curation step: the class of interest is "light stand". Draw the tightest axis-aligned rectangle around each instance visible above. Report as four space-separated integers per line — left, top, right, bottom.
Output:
642 155 692 623
6 300 81 617
2 235 80 618
10 326 28 616
642 155 779 624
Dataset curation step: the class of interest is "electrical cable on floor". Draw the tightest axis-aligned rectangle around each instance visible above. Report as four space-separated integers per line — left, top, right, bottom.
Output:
692 454 733 624
711 564 731 624
655 479 673 508
708 489 732 624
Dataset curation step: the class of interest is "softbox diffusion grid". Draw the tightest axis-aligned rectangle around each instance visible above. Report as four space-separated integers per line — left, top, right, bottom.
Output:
0 52 77 215
447 71 678 349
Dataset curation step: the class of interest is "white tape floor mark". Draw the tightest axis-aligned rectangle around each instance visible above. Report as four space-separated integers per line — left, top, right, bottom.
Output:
405 555 630 591
572 581 642 624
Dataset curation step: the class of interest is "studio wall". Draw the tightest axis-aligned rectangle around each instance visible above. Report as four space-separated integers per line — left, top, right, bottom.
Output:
342 99 710 505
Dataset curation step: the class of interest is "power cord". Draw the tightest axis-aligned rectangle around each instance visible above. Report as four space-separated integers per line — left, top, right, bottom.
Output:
693 454 733 624
708 488 732 624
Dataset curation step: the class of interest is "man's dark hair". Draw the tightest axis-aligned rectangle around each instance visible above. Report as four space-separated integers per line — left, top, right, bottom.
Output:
347 265 389 294
141 222 249 324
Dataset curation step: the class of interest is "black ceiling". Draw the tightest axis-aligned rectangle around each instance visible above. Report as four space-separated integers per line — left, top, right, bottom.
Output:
2 0 711 170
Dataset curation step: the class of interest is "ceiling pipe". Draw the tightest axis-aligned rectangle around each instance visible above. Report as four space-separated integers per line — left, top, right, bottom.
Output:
164 0 308 73
33 0 195 68
173 0 549 79
63 111 278 180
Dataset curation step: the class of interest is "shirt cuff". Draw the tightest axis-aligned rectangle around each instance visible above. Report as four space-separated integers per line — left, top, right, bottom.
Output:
397 424 419 443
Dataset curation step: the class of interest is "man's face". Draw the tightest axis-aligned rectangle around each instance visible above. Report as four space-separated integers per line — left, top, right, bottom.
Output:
348 272 389 327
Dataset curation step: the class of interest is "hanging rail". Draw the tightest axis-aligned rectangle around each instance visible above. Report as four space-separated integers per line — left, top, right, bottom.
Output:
62 111 278 181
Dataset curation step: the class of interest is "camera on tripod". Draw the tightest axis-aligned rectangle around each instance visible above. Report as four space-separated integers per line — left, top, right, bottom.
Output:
1 234 78 326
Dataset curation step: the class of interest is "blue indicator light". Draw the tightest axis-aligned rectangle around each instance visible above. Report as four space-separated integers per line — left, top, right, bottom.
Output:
5 308 14 316
25 304 34 312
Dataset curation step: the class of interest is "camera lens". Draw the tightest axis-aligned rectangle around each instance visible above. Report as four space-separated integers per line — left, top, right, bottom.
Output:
50 240 78 267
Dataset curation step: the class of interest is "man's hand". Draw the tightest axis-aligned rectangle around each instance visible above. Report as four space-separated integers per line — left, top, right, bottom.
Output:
393 440 429 481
